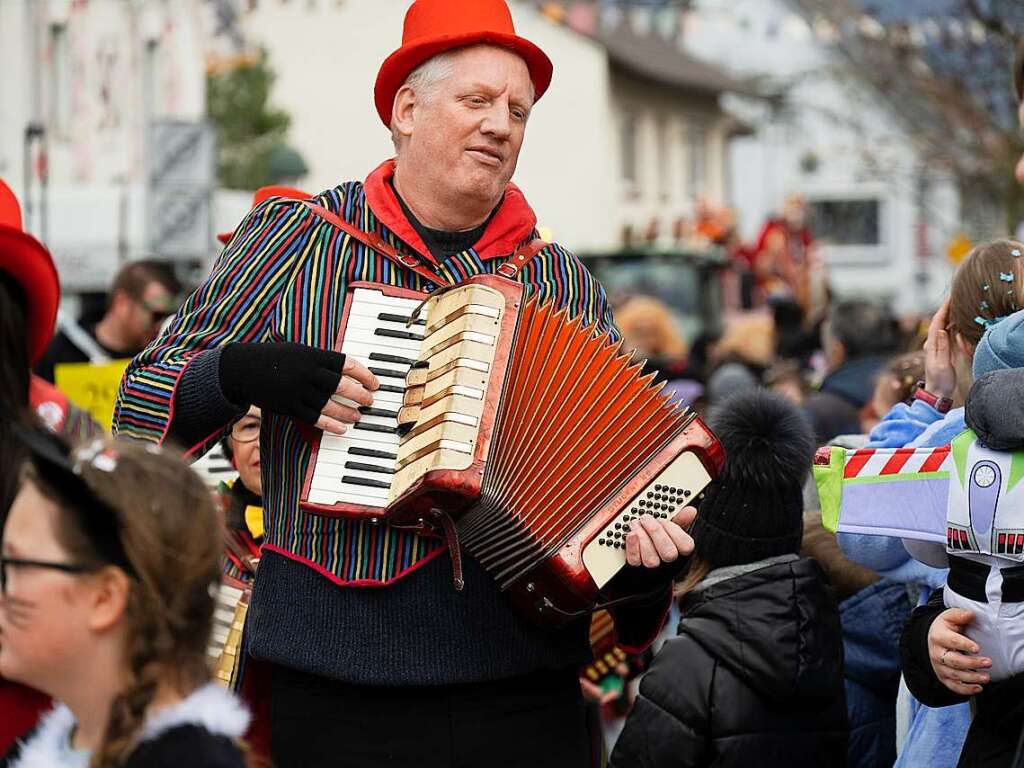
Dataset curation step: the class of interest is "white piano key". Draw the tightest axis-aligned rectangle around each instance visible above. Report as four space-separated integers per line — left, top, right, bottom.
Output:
307 488 386 508
310 476 390 501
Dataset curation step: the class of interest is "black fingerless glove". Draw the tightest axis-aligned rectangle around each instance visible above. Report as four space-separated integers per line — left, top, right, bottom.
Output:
218 342 345 424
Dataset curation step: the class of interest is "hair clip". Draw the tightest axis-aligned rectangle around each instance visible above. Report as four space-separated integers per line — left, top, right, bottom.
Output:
73 438 119 474
983 284 990 291
1013 249 1022 258
1000 272 1015 282
974 316 990 328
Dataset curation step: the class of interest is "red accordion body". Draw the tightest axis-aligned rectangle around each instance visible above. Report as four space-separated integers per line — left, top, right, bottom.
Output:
300 275 723 623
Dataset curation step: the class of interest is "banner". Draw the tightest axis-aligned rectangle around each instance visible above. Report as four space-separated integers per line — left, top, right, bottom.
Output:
54 359 131 431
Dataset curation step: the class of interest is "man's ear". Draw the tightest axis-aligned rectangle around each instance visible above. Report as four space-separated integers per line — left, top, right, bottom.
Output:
392 85 417 143
86 566 131 633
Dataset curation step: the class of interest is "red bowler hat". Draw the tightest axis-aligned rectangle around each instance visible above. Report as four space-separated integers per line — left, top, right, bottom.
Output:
217 185 311 244
374 0 553 127
0 179 60 365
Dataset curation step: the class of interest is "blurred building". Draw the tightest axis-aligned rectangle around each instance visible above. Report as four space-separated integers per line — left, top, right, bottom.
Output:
222 0 749 252
0 0 210 297
683 0 964 313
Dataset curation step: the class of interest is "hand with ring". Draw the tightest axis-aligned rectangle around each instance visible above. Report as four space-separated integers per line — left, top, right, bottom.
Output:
927 608 991 696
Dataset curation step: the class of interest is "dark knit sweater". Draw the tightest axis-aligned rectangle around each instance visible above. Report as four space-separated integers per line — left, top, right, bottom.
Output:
247 548 594 685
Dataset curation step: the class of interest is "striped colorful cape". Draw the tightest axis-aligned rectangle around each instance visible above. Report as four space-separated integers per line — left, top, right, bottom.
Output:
113 160 617 585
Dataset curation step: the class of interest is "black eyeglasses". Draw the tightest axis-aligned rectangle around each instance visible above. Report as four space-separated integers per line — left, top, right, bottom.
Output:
0 556 97 597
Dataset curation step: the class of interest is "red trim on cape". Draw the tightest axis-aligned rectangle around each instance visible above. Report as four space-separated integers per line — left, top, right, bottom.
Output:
362 159 538 263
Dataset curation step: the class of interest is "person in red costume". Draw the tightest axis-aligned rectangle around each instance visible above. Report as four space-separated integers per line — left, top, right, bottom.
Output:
0 179 62 755
753 194 815 310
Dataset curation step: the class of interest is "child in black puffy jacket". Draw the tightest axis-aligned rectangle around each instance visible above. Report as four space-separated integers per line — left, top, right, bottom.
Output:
611 389 849 768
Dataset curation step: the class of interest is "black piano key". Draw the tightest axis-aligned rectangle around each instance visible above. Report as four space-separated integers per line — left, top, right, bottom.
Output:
349 446 397 460
341 475 391 489
376 384 405 394
369 367 406 380
375 328 425 342
378 312 426 326
353 422 398 434
369 352 416 366
345 461 396 475
358 407 399 419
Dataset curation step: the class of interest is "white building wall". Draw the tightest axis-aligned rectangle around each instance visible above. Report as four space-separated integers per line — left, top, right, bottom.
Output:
686 0 956 313
237 0 739 254
239 0 620 251
0 0 208 292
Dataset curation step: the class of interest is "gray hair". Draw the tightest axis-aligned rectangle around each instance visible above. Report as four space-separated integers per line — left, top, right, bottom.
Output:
390 51 459 147
389 44 536 149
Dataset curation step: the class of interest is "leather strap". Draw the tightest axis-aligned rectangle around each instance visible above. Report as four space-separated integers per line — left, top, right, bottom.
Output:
303 201 451 287
498 238 549 279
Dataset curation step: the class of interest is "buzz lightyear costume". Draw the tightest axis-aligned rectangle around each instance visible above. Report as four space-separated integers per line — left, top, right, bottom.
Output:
815 430 1024 681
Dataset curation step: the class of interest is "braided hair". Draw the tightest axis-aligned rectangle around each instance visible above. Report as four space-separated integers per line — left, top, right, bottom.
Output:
25 438 224 768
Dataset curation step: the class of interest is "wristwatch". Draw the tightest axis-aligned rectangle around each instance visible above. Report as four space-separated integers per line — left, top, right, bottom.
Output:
913 382 953 414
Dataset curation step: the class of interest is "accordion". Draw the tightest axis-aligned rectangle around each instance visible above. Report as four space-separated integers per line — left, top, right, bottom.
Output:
300 274 723 623
208 576 249 688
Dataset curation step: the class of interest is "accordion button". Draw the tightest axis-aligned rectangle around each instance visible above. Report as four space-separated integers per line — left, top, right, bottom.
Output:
684 490 692 497
615 523 622 530
598 538 606 546
655 484 663 491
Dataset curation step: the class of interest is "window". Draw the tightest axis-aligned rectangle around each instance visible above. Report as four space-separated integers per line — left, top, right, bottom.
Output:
806 199 881 246
686 123 707 201
620 112 638 188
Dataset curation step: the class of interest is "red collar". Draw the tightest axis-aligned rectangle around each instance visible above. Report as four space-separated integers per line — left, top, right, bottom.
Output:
363 159 538 263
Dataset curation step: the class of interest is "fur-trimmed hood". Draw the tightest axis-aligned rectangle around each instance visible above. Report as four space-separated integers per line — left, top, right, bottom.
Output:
9 683 249 768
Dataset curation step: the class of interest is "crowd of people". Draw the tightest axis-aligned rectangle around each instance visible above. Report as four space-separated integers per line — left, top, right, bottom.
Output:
2 1 1024 766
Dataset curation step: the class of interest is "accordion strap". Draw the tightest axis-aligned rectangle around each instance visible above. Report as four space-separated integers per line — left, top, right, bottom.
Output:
497 238 549 279
303 201 549 286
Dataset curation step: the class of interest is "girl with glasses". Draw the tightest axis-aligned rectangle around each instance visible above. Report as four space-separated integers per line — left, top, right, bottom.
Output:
0 432 250 768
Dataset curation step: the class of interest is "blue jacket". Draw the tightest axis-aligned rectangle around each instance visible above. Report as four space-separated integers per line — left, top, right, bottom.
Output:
837 400 969 768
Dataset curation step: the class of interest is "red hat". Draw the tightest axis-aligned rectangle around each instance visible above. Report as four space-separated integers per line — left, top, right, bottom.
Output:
217 185 311 244
374 0 553 127
0 179 60 365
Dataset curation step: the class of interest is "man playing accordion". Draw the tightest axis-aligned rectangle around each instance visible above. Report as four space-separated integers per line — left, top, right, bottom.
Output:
115 2 696 764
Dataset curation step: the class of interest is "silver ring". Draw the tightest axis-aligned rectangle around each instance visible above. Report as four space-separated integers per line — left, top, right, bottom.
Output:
940 649 952 666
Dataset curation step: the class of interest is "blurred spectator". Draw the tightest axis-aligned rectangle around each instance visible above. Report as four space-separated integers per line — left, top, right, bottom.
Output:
772 296 822 368
706 363 759 406
704 313 775 407
753 194 815 310
712 312 775 373
610 390 848 767
0 178 61 755
219 406 265 586
860 352 925 434
764 360 807 406
34 260 181 382
804 300 896 444
615 295 689 384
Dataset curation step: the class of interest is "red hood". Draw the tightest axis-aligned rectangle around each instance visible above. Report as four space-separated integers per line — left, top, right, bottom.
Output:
363 159 538 264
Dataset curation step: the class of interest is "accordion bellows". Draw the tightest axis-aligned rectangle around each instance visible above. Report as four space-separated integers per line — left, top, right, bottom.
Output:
301 275 723 623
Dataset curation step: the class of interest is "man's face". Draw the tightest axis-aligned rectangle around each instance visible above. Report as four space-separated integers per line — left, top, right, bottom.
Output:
402 46 533 208
1017 99 1024 184
120 281 175 351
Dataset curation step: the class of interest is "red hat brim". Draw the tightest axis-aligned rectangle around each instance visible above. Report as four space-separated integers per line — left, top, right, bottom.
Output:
0 226 60 365
374 31 553 127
